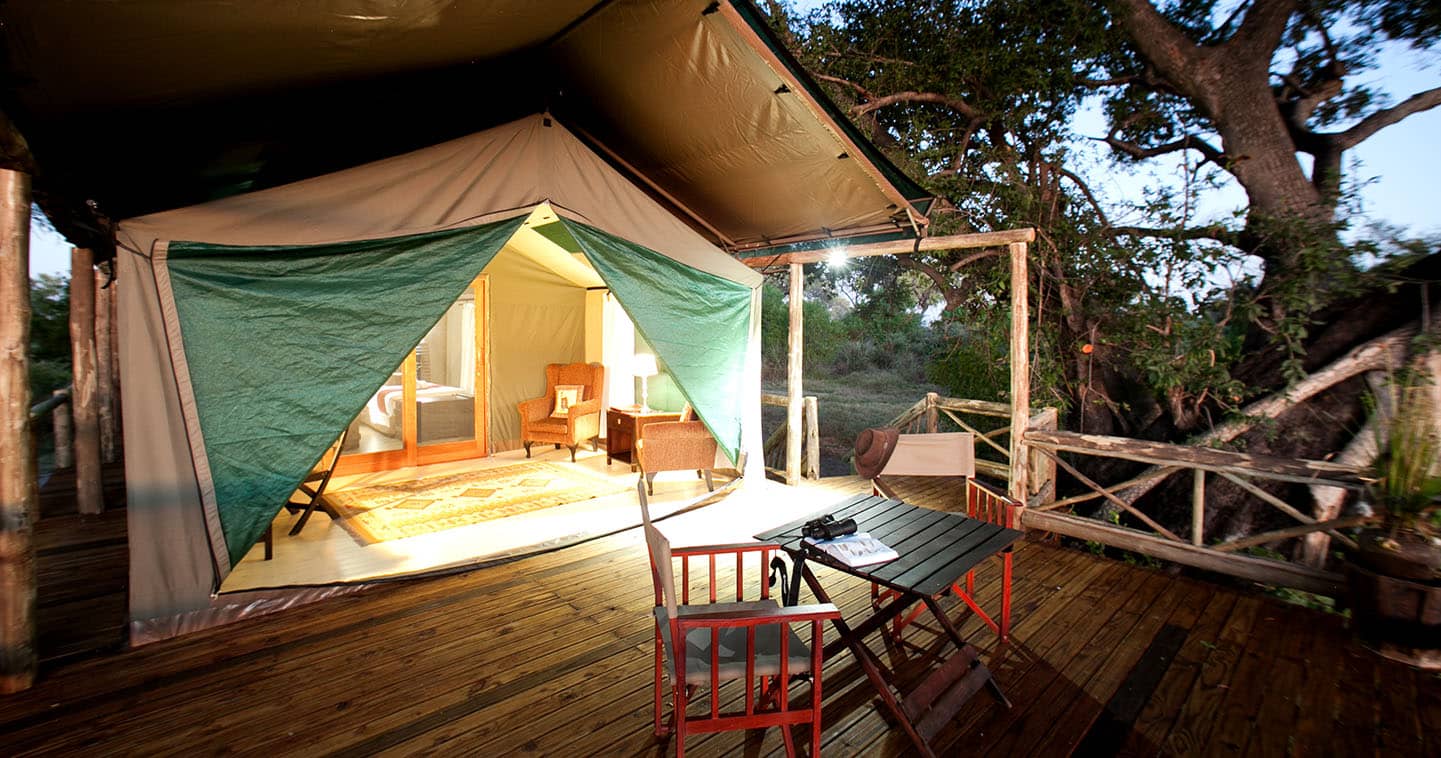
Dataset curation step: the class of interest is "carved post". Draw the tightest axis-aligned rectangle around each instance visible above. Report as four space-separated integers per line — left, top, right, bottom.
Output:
0 167 37 693
803 396 819 480
94 268 116 463
1028 407 1058 507
925 391 939 433
51 389 72 469
1007 242 1030 505
785 263 803 485
69 248 101 514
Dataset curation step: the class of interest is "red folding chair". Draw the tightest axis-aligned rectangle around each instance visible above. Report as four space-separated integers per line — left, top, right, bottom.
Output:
867 432 1018 642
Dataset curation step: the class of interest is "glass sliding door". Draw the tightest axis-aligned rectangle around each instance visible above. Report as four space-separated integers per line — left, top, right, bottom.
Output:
337 275 489 474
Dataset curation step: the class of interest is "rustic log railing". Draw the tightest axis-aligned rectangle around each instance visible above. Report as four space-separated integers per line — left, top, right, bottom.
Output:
30 385 73 469
761 392 820 481
883 393 1363 597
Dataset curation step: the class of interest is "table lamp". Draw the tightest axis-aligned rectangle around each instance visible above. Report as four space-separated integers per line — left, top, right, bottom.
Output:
633 353 659 412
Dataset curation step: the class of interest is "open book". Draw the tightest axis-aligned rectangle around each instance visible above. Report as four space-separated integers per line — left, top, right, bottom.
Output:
803 532 899 568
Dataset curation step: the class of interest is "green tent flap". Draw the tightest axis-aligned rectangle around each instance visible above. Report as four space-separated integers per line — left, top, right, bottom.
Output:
561 219 752 462
166 217 525 568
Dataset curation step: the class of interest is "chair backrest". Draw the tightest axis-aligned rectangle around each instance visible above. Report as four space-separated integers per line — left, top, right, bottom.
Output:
545 362 604 400
679 403 695 422
877 432 975 479
643 528 679 618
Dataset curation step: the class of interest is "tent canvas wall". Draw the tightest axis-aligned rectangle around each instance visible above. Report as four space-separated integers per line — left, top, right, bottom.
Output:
117 115 765 642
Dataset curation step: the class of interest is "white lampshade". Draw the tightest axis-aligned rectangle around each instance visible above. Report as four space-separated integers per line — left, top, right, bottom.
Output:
633 352 659 378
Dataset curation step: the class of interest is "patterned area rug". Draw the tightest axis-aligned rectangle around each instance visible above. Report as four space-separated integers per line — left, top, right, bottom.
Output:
326 461 631 544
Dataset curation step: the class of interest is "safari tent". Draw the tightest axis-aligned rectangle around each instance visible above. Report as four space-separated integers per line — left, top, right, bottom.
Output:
0 0 934 643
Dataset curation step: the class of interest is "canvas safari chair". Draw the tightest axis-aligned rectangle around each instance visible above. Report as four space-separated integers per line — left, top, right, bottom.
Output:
258 427 350 558
635 404 719 496
639 484 840 757
518 362 604 462
855 429 1019 641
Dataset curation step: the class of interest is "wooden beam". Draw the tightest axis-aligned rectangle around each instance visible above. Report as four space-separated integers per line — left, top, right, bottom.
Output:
934 396 1014 418
1024 429 1366 488
740 229 1038 268
1021 509 1345 596
69 248 102 515
94 270 116 464
0 167 36 693
1007 242 1030 504
785 263 803 485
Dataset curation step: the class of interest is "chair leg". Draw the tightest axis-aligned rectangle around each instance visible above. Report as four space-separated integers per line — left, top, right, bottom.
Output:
568 444 578 462
263 525 273 561
592 436 600 452
290 498 320 536
646 472 656 495
781 723 797 758
554 443 561 449
702 470 714 492
523 442 532 458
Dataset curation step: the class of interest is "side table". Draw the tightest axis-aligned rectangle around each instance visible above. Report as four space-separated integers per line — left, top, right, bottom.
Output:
605 406 681 471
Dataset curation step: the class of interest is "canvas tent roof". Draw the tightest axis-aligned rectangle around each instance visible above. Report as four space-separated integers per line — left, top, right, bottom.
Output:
1 0 932 255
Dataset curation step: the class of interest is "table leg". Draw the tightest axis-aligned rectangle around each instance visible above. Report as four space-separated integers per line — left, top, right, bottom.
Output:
784 554 807 607
802 569 937 758
921 596 1011 709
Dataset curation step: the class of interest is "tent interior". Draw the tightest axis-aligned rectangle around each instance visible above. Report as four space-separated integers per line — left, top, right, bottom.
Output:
219 204 739 592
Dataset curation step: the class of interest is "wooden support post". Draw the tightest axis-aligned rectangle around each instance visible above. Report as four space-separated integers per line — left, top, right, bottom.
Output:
69 248 102 514
925 391 939 433
1027 407 1058 508
785 263 803 485
51 389 72 469
0 167 37 693
1191 470 1205 546
1007 242 1030 505
94 268 116 464
803 396 819 480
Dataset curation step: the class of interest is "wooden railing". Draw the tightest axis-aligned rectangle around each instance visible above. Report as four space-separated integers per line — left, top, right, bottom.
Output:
761 393 819 481
887 393 1361 597
29 385 73 469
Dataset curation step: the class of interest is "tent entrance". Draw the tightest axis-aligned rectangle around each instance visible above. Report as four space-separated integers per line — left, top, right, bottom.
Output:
337 274 491 474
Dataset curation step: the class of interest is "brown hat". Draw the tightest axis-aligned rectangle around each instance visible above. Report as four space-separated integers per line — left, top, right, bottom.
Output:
853 427 900 479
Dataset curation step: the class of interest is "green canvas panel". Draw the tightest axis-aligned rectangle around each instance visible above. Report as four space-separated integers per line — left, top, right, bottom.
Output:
166 217 525 568
560 219 751 462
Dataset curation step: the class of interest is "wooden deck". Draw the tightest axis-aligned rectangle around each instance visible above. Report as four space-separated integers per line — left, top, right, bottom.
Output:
9 473 1438 756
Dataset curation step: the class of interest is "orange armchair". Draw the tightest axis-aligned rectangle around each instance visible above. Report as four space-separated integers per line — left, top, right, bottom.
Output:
635 406 719 496
518 362 604 462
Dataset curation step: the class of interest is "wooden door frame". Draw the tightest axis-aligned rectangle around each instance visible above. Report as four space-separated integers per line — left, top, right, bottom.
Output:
335 274 490 475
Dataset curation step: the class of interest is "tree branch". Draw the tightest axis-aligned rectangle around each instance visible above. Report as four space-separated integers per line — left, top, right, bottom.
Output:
1108 224 1241 247
852 90 981 120
812 72 875 102
1331 86 1441 150
1100 132 1226 167
1227 0 1298 60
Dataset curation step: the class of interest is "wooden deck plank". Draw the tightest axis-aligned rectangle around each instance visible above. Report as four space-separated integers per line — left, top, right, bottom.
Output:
4 473 1437 757
1159 595 1263 754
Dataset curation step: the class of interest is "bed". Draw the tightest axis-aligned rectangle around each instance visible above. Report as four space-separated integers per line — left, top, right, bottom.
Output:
362 380 476 445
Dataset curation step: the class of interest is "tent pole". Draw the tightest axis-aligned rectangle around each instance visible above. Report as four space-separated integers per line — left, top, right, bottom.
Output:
69 247 102 514
95 267 117 464
786 263 804 485
0 167 37 693
1007 242 1030 509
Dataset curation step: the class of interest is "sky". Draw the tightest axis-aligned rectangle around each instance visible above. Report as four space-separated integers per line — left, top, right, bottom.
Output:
25 8 1441 278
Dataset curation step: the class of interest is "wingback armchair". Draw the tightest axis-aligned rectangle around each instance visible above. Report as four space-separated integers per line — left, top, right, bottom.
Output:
518 362 604 462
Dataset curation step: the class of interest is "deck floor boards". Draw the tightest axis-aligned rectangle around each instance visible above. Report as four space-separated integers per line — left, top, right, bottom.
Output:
8 472 1436 756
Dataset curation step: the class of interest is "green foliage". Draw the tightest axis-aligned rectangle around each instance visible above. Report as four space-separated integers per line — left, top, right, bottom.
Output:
29 274 71 399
